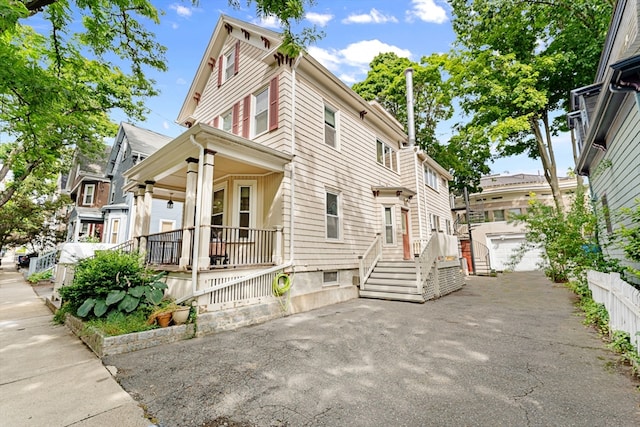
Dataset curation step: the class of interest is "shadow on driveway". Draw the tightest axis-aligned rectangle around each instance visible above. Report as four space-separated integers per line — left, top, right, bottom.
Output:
105 271 640 426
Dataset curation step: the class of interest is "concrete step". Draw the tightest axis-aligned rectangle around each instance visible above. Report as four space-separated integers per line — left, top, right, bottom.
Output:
369 271 416 280
366 277 417 287
359 290 425 303
362 284 420 294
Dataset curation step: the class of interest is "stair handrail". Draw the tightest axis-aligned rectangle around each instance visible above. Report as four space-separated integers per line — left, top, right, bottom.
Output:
359 234 382 290
415 233 441 295
473 240 491 274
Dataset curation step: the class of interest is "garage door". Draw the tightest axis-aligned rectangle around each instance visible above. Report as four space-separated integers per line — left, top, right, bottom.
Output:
488 237 543 272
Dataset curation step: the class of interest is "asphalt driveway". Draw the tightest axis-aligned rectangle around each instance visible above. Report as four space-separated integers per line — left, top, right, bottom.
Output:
105 271 640 426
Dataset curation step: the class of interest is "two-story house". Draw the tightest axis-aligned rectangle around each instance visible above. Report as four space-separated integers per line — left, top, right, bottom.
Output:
569 0 640 282
119 15 461 329
64 148 111 242
102 122 182 245
454 174 579 273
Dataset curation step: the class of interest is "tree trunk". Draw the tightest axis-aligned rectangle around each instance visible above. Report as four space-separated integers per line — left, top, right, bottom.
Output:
531 114 564 213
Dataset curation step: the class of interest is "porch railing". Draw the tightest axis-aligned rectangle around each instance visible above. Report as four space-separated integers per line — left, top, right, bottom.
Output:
145 229 183 265
415 233 440 296
111 239 134 253
27 249 58 277
208 226 277 268
359 234 383 289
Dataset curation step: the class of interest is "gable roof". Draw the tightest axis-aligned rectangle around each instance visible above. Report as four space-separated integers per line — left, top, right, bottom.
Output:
120 122 173 155
175 15 408 144
176 15 281 126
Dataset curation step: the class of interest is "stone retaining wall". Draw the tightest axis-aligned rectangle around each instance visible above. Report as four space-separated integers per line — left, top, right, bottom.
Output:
64 314 196 358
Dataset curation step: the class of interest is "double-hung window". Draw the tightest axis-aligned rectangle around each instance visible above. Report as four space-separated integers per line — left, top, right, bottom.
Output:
83 184 95 205
109 219 120 244
221 110 233 133
324 105 337 148
376 139 397 171
253 87 269 136
424 167 438 190
224 48 236 81
384 207 394 244
326 191 340 239
212 188 225 226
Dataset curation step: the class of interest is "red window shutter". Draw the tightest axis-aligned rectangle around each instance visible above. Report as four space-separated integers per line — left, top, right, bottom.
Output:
234 40 240 75
242 95 251 138
213 116 219 128
232 102 240 135
217 55 223 87
269 76 279 131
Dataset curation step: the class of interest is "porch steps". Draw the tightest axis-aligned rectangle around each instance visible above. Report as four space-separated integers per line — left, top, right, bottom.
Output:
360 260 425 303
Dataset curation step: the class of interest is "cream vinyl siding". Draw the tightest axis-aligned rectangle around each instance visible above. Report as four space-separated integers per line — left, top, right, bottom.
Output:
192 37 284 146
289 75 404 271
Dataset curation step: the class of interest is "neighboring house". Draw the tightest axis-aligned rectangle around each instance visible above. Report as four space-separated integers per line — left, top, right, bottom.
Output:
454 174 579 273
63 147 111 242
102 123 182 245
569 0 640 282
120 15 461 326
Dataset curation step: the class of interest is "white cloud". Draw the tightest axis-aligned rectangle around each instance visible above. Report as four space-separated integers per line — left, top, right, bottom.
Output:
342 9 398 24
339 40 411 67
163 121 170 130
170 4 193 18
306 12 333 27
176 78 187 85
406 0 448 24
308 41 412 83
254 15 281 29
171 22 179 30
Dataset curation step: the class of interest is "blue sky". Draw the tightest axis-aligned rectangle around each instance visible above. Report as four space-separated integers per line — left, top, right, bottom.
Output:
108 1 574 177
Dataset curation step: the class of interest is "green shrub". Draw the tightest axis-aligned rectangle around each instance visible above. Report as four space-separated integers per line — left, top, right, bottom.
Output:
84 309 158 336
27 270 53 284
58 251 167 319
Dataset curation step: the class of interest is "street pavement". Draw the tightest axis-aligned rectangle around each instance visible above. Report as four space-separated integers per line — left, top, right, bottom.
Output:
0 254 151 427
104 271 640 427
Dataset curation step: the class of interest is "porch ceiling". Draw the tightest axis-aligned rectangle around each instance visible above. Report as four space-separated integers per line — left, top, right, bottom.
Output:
123 123 292 199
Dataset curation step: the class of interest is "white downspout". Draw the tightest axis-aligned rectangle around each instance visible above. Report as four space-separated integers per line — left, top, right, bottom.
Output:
190 135 205 294
289 54 303 264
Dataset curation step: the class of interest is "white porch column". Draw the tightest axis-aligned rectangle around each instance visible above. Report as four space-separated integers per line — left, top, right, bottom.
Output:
180 157 198 268
197 149 215 269
273 225 284 264
139 181 154 252
73 216 81 242
132 185 145 250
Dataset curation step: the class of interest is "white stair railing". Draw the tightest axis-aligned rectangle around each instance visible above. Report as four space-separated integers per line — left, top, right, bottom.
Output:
359 234 383 290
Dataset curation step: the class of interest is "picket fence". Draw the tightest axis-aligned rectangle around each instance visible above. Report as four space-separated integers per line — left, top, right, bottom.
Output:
587 270 640 350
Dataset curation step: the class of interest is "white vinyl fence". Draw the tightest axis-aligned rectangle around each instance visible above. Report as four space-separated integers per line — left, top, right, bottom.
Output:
587 270 640 350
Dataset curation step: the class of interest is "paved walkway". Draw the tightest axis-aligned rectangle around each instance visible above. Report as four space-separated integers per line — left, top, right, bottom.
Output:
106 271 640 426
0 260 151 426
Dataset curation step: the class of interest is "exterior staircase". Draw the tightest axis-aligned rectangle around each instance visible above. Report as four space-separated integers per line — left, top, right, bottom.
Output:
359 260 425 303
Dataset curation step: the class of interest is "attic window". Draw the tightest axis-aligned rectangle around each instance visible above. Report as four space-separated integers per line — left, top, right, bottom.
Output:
225 48 236 80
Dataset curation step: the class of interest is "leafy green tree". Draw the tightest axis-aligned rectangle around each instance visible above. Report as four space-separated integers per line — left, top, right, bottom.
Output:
0 0 315 212
352 52 491 193
448 0 613 211
510 187 619 283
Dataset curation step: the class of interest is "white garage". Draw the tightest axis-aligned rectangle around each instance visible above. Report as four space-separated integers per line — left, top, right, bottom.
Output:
487 234 543 272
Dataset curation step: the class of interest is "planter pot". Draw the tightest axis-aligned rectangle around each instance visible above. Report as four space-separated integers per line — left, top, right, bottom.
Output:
172 307 190 325
156 311 172 328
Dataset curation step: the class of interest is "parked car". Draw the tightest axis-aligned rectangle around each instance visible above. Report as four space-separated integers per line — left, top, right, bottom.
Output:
17 252 38 269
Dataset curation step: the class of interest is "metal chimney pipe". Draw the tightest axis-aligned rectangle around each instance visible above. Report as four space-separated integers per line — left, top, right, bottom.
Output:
405 67 416 147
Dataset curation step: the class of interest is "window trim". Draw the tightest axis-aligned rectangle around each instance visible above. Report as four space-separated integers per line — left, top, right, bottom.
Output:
224 46 236 81
383 206 395 245
252 86 269 137
212 184 227 227
220 109 233 133
109 218 120 244
376 139 397 172
424 166 439 191
83 184 95 205
325 189 341 240
324 104 338 149
233 180 257 238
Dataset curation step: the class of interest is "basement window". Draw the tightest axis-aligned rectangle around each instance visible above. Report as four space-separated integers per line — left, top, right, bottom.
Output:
323 271 338 284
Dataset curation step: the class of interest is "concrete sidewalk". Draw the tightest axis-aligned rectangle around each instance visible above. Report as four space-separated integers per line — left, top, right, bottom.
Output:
0 263 151 427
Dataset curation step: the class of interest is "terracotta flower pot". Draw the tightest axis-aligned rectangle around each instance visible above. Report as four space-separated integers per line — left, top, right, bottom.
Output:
156 311 172 327
172 307 190 325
